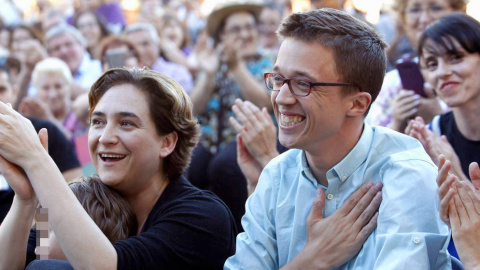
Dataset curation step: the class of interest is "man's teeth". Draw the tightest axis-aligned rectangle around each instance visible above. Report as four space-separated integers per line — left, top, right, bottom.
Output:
280 114 304 126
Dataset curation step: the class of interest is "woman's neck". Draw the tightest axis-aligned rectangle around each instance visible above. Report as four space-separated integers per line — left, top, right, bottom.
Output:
124 176 170 235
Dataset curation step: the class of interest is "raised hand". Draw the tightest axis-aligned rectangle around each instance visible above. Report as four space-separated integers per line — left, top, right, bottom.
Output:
230 99 278 166
407 117 466 180
449 181 480 270
0 127 48 202
0 102 47 168
230 99 279 194
18 96 53 121
391 90 421 132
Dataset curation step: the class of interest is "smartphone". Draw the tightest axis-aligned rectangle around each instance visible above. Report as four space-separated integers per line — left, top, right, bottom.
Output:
396 58 427 98
105 49 127 69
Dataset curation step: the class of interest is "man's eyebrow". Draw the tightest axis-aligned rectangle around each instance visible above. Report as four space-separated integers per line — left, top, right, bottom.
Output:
271 67 317 81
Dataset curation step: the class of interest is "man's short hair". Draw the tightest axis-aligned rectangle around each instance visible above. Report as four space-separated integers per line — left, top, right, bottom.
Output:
123 23 159 45
277 8 387 104
44 23 87 48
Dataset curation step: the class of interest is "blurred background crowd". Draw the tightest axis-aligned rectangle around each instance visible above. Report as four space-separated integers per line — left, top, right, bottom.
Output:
1 0 480 249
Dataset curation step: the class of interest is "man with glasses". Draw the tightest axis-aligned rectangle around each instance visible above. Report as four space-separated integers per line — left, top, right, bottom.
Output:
225 8 451 269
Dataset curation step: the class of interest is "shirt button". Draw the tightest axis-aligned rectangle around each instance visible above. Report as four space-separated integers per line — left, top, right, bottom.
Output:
327 193 334 200
341 176 347 181
413 237 420 244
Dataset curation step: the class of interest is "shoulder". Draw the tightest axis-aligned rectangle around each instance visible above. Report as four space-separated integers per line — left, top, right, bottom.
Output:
146 177 235 234
267 149 302 169
263 149 302 177
28 117 56 132
369 125 436 169
114 177 236 269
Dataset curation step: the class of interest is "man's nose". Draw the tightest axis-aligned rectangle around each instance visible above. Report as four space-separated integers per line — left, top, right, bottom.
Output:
275 81 296 105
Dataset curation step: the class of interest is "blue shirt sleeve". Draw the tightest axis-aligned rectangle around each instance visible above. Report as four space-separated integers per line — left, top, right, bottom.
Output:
224 165 280 270
373 158 451 269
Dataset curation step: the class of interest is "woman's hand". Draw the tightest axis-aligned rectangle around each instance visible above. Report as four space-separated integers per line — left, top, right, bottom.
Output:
0 102 47 168
18 96 54 121
391 89 421 132
406 117 466 180
217 36 244 71
230 99 278 166
230 99 279 194
0 128 48 202
449 180 480 270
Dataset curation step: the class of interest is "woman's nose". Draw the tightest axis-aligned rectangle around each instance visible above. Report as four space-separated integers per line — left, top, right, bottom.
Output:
98 123 119 145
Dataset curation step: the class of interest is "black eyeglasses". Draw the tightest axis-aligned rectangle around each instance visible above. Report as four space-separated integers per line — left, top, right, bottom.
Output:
264 72 361 97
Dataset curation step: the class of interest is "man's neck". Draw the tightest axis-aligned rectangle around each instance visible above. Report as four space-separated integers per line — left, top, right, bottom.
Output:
306 121 364 187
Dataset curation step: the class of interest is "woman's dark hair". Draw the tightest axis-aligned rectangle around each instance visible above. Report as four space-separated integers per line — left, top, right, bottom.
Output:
8 24 44 48
160 13 190 49
69 175 138 242
73 10 110 40
419 12 480 59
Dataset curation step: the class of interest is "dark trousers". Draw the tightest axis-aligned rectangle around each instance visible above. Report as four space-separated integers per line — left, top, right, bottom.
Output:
186 141 247 232
185 140 288 232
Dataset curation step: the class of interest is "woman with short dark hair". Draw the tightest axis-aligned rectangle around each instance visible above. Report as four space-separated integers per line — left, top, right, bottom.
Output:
0 68 236 269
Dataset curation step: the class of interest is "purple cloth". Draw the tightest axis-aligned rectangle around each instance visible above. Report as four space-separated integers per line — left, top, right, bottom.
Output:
97 2 125 30
68 3 125 33
151 57 193 94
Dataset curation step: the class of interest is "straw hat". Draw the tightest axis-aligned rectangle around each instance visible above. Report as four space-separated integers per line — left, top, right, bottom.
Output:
206 1 264 38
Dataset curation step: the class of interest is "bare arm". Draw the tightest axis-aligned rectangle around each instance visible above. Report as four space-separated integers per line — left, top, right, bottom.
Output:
0 103 117 269
188 33 218 115
0 128 48 270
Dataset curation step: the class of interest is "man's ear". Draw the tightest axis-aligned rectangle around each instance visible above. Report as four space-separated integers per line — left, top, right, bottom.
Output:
346 92 371 117
159 131 178 158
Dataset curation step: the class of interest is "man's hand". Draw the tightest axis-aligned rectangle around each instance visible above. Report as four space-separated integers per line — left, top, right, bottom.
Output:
284 181 382 270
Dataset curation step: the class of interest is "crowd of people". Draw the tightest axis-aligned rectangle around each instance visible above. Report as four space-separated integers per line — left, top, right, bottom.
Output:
0 0 480 269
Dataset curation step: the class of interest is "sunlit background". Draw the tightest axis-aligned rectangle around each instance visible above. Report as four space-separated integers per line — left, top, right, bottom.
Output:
8 0 480 26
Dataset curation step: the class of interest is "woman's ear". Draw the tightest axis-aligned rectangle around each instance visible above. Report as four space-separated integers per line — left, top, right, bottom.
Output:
159 131 178 158
346 92 372 117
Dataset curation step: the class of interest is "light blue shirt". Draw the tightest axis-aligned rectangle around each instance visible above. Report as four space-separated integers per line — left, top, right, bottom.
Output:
225 124 451 269
74 53 103 90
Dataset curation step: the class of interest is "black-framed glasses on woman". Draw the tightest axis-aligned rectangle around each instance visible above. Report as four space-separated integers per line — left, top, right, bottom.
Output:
264 72 361 97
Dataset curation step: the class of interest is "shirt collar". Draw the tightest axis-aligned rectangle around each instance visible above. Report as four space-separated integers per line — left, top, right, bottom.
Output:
300 123 374 184
330 123 373 183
